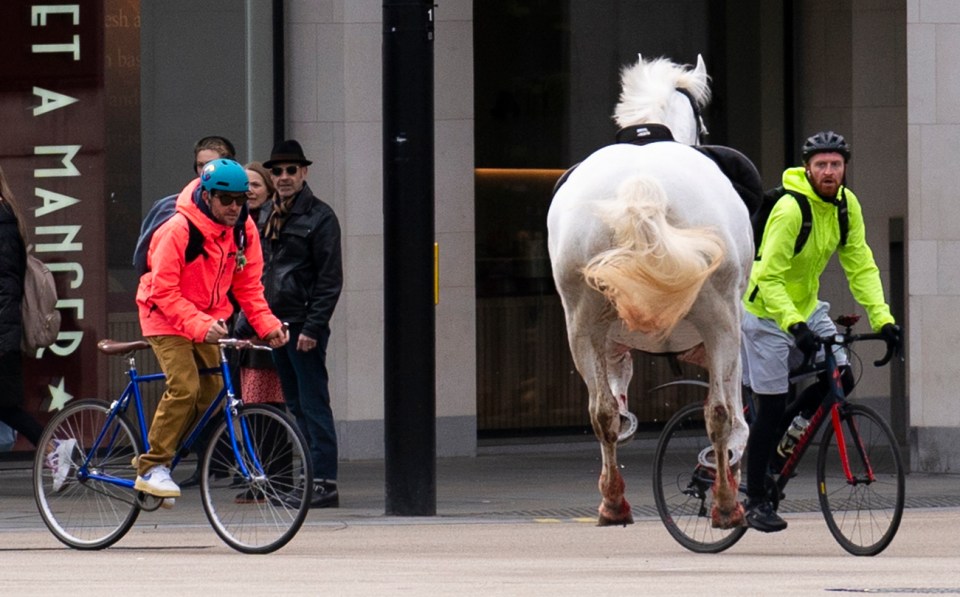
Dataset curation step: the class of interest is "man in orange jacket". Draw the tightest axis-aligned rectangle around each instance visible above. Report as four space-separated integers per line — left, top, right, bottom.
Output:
135 158 288 498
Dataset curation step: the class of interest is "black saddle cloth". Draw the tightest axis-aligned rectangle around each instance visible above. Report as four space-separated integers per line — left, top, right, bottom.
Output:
553 129 763 217
693 145 763 216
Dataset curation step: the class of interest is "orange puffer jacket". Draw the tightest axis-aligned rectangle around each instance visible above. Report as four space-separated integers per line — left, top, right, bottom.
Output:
137 179 280 341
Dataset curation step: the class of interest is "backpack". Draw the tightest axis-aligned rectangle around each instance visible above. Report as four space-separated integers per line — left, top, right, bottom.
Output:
751 185 848 260
133 194 247 277
21 250 61 355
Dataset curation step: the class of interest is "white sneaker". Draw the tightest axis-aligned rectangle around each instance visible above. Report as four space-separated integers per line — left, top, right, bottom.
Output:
45 438 78 493
160 498 176 509
134 465 181 497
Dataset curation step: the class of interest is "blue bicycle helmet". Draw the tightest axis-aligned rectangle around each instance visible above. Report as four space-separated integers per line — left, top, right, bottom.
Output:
801 131 851 163
200 158 249 192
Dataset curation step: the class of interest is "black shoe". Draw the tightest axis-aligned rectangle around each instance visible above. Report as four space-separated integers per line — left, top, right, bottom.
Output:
309 482 339 509
744 499 787 533
273 482 339 509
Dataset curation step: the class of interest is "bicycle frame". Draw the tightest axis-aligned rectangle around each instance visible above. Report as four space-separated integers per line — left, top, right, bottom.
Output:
774 333 881 494
76 344 265 491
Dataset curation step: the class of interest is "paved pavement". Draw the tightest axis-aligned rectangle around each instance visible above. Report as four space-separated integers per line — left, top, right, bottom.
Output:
2 438 959 595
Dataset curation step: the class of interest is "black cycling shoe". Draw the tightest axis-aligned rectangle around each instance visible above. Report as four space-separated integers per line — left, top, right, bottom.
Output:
744 499 787 533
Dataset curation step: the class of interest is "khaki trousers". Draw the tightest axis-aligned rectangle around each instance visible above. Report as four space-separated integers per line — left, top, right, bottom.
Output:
137 335 222 476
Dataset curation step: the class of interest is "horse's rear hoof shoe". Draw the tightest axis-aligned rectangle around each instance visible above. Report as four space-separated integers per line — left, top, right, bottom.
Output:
617 411 639 445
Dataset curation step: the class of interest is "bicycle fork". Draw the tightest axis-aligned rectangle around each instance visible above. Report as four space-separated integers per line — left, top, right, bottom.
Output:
224 399 268 483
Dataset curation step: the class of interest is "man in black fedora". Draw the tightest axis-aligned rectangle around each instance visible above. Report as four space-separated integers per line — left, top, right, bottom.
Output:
261 139 343 508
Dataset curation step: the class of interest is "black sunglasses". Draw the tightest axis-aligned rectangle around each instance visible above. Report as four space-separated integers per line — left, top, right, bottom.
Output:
215 191 248 207
270 165 300 177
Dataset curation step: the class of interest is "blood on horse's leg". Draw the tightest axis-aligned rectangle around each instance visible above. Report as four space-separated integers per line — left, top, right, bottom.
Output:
597 467 634 526
707 401 745 528
711 463 745 528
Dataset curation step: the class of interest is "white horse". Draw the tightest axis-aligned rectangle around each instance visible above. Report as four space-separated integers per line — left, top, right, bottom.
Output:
547 55 751 529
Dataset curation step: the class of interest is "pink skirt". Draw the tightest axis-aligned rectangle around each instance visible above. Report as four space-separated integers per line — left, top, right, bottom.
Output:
240 367 284 405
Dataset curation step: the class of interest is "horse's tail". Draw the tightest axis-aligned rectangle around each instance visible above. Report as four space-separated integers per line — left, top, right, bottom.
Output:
582 175 726 339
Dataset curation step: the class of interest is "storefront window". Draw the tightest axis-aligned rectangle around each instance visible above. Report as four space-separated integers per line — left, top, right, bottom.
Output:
474 1 732 437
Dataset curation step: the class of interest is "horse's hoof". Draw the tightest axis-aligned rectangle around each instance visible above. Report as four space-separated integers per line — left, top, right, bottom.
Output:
597 512 635 527
710 501 745 529
597 500 634 527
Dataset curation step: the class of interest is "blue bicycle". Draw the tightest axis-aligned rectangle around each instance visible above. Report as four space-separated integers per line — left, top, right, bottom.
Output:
33 337 313 554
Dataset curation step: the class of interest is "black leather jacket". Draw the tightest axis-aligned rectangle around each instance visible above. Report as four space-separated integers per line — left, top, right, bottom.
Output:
259 183 342 338
0 202 25 354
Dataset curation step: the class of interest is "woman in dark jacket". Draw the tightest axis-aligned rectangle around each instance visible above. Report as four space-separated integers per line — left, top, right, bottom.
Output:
0 165 45 448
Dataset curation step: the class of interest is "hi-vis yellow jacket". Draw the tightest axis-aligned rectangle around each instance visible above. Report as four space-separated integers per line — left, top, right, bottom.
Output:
744 167 894 332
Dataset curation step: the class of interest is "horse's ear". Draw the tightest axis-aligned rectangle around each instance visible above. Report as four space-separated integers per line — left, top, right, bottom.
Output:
637 53 643 65
694 54 707 76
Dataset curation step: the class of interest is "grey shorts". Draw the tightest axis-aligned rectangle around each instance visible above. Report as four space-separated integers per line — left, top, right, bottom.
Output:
741 300 848 394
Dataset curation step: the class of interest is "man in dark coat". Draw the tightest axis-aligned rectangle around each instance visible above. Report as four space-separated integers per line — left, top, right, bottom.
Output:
261 140 343 508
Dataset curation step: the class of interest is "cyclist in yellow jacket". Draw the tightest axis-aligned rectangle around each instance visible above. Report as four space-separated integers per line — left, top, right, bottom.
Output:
740 131 902 532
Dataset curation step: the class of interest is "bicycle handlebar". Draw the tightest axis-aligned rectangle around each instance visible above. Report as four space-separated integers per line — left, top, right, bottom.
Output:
217 338 273 351
845 332 896 367
801 330 896 371
213 320 286 351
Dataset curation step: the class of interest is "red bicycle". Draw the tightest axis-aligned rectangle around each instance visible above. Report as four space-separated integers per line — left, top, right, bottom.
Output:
653 315 905 556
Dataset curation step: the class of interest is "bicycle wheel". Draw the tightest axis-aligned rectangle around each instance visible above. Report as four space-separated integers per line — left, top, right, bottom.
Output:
816 403 905 556
200 404 313 554
33 399 142 549
653 402 747 553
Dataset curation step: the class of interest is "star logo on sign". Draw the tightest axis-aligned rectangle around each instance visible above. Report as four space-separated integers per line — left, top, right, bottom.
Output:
47 378 73 412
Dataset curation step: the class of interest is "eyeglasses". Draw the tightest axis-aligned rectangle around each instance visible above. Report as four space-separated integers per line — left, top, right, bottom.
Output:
270 165 300 177
215 192 248 207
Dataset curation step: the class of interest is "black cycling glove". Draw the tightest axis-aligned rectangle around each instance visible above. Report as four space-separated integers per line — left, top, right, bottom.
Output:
788 321 817 360
880 323 903 357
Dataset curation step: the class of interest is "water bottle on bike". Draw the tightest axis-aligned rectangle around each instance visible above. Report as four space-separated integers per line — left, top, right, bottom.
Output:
776 414 810 460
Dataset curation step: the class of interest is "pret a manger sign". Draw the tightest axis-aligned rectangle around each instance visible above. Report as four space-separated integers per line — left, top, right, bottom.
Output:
1 2 108 440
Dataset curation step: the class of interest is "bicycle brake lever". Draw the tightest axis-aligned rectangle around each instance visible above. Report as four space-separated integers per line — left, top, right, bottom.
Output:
873 340 896 367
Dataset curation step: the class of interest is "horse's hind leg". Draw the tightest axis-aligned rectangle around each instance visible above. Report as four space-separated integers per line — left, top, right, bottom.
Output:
570 328 634 527
690 291 747 529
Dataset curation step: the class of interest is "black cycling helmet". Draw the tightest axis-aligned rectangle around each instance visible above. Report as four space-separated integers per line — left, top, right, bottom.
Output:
801 130 851 163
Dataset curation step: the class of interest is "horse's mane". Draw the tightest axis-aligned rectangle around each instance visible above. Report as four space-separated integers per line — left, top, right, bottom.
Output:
612 56 711 129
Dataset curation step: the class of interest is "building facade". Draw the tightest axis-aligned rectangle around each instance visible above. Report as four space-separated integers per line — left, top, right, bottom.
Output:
1 1 956 473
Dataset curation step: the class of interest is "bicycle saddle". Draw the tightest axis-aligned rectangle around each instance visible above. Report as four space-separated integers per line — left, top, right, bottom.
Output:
97 339 150 355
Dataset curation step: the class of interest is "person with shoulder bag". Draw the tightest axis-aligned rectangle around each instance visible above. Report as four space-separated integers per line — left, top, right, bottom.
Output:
0 166 52 452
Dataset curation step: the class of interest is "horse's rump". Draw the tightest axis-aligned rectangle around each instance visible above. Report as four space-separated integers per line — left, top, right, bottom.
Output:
582 174 725 339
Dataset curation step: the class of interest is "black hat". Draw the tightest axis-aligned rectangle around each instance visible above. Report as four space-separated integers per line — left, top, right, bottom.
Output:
263 139 313 168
